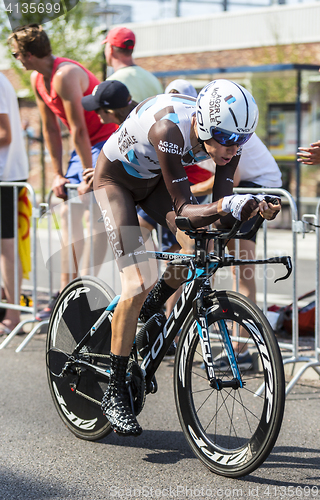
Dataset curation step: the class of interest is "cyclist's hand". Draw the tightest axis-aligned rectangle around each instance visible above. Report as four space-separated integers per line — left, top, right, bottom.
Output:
221 194 259 221
253 195 281 220
52 174 68 200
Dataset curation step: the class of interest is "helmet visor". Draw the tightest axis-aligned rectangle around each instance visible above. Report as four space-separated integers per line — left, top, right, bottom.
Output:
210 128 253 147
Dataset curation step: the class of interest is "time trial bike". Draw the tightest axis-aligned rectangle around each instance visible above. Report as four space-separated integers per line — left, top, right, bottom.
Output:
46 208 291 478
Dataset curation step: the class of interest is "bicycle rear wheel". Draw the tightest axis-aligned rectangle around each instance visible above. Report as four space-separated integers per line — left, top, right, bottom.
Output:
174 290 285 478
46 276 115 441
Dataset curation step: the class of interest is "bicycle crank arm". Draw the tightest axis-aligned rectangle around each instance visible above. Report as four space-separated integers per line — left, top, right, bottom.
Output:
210 377 242 390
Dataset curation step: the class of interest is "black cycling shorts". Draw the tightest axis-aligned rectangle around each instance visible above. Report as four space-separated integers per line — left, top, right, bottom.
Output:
94 156 178 270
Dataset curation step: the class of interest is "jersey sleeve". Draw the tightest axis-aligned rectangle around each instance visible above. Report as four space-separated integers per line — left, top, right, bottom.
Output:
149 119 237 228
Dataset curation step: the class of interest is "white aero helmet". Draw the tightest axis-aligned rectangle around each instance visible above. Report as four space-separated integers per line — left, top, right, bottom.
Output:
196 79 259 146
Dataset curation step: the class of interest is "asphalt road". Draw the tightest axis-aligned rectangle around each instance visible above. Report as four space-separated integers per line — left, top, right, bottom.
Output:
1 333 320 500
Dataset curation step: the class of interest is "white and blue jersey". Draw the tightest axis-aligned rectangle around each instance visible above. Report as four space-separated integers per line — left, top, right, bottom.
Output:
102 94 210 179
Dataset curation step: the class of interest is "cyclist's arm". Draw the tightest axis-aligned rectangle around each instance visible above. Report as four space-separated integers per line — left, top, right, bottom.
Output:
149 121 239 227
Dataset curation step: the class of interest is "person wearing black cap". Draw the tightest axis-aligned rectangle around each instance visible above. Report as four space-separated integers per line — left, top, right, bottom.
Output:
82 80 138 126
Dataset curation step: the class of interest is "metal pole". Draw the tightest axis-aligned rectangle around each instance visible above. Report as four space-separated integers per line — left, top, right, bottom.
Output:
295 70 302 219
263 219 268 315
316 201 320 362
40 120 46 204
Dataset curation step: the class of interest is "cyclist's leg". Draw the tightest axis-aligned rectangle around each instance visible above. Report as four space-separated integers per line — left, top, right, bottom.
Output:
94 168 158 435
139 177 194 321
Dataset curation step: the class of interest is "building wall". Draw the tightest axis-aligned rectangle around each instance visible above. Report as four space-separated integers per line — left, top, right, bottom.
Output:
130 3 320 58
135 43 320 74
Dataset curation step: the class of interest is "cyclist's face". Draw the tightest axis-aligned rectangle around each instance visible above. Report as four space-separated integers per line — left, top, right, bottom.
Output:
192 116 239 165
204 137 239 165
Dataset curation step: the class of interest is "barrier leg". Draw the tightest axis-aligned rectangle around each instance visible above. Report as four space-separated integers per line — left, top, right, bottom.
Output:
15 320 49 352
0 318 35 349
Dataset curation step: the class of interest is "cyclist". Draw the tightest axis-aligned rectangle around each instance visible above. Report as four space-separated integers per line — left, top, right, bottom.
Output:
93 79 281 436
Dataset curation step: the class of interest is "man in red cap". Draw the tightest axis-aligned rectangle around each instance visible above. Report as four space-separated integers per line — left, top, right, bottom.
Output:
102 26 163 103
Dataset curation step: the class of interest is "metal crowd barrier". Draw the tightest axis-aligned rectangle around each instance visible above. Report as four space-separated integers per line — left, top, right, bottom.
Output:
3 182 320 387
0 182 49 351
234 187 320 394
281 202 320 391
47 184 117 295
15 185 99 351
16 183 121 351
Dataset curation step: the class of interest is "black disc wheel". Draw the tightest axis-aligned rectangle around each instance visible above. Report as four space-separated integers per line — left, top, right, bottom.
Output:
174 290 285 478
46 276 116 441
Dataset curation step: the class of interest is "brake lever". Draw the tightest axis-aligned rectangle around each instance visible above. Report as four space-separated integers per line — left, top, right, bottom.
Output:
274 256 292 283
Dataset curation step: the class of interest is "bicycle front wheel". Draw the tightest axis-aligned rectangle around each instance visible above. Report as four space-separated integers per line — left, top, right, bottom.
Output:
174 290 285 478
46 276 115 441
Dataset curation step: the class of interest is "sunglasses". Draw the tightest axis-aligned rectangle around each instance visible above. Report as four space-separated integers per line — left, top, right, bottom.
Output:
211 128 252 147
11 52 20 59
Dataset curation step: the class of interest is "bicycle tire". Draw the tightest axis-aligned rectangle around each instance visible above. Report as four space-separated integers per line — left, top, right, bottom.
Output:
174 290 285 478
46 276 115 441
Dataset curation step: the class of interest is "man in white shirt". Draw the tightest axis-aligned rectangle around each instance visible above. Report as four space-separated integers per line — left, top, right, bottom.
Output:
0 72 29 335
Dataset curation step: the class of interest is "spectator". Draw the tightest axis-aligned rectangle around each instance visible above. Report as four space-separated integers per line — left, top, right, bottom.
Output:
8 24 118 320
165 78 198 98
81 80 138 125
297 140 320 165
103 26 163 103
297 63 320 166
0 72 29 335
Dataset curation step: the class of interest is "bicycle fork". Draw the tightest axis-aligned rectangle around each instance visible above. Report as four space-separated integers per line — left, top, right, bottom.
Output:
193 292 243 390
